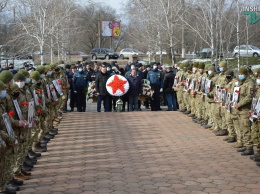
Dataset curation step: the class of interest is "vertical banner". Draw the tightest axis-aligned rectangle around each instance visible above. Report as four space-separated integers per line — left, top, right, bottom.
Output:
102 21 112 36
112 21 121 37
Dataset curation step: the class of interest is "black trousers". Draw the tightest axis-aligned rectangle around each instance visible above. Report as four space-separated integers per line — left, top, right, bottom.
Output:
70 90 77 110
151 85 160 111
76 90 86 112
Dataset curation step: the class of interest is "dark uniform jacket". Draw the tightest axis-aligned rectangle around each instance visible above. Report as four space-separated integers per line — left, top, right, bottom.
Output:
147 68 163 88
127 75 142 97
163 71 175 93
73 71 89 91
95 72 110 95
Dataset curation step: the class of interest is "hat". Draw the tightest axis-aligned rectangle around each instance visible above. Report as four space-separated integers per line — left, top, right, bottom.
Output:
208 66 216 71
50 64 57 70
198 63 205 69
11 84 19 93
0 80 6 91
0 70 13 84
14 73 25 81
36 66 45 74
187 65 193 71
18 69 30 78
44 65 51 72
205 63 211 70
225 69 234 77
219 61 227 68
65 64 71 69
193 62 199 68
238 67 248 75
30 71 40 81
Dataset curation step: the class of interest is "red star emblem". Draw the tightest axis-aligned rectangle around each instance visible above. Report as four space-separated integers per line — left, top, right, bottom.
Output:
107 75 127 94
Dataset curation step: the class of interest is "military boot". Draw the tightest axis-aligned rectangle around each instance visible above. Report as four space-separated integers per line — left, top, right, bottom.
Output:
241 148 254 156
237 147 246 152
233 142 243 148
51 127 58 132
184 111 191 114
10 178 23 186
5 183 17 194
22 163 32 172
6 182 20 192
14 173 29 181
253 151 260 161
23 160 34 168
188 114 195 117
223 137 230 141
48 130 57 136
227 137 236 143
29 149 41 157
21 169 31 176
215 130 228 136
203 124 212 129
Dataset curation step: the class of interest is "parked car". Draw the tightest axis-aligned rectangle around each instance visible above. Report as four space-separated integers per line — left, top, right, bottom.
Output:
196 48 223 58
119 48 145 59
232 45 260 57
90 48 118 60
146 49 167 55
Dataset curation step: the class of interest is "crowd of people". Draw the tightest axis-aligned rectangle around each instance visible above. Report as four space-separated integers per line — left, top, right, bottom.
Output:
173 61 260 168
0 62 68 194
63 60 176 112
1 58 260 193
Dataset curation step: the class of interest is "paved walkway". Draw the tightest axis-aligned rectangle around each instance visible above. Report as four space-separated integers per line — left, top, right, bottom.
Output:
18 102 260 194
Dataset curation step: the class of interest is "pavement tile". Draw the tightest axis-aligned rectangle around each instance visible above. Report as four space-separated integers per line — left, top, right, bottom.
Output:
17 102 260 194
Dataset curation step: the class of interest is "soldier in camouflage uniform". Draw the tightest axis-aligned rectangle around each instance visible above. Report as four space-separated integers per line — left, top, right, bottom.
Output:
212 61 229 135
235 67 255 156
183 64 193 115
0 71 27 193
249 68 260 165
175 64 186 112
188 62 199 118
18 69 42 163
30 71 48 153
204 66 219 130
222 70 237 143
193 63 205 124
0 79 20 194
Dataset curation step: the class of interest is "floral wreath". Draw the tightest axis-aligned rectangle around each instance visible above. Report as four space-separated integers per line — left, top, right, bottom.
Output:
106 75 129 96
87 81 98 101
141 79 153 97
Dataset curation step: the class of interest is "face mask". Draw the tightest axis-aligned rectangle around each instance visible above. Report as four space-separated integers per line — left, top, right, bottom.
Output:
238 74 246 81
235 81 239 87
107 68 111 71
226 75 232 80
208 71 212 75
131 66 135 70
79 68 83 72
192 68 197 73
47 71 52 76
25 78 31 84
32 80 37 84
219 67 224 72
61 64 65 68
153 66 157 70
177 67 180 70
257 79 260 85
15 81 25 89
0 90 7 99
40 74 45 79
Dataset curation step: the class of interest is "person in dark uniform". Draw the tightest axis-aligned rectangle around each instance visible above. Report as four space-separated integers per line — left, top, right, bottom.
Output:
69 65 77 111
147 62 163 111
9 63 18 75
73 64 89 112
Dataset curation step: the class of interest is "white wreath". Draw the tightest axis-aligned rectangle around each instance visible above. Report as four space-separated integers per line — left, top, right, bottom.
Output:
106 75 129 96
